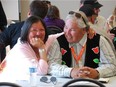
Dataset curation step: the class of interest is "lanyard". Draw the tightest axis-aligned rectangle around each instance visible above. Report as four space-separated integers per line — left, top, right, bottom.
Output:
70 44 86 64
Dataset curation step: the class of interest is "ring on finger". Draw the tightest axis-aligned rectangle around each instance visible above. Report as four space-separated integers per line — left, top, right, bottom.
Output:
35 38 38 41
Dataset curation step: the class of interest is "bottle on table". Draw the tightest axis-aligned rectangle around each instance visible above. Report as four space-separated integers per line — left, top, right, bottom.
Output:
29 59 37 87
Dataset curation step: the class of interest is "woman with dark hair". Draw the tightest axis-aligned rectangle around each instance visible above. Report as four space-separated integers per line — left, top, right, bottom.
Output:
0 16 48 81
44 5 65 30
0 0 48 62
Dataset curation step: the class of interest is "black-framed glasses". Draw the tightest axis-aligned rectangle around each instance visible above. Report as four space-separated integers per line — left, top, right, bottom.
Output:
40 76 57 85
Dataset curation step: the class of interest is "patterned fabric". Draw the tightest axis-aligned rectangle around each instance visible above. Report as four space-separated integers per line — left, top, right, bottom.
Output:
85 34 100 68
57 35 72 67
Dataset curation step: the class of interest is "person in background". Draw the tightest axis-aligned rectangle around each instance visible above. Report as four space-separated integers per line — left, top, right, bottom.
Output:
44 5 65 30
79 4 115 51
0 0 7 62
42 0 51 8
107 6 116 49
80 0 115 46
80 0 106 31
107 6 116 30
0 0 48 62
0 16 48 81
47 10 116 79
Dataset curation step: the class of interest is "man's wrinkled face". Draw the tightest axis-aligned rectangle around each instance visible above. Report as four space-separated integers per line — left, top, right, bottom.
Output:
64 19 84 43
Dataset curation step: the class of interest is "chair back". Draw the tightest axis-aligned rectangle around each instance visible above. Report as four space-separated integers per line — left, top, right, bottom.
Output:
0 82 21 87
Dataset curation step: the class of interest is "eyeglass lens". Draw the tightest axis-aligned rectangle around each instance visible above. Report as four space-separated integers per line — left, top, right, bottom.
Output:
50 77 57 85
40 76 57 85
40 77 48 83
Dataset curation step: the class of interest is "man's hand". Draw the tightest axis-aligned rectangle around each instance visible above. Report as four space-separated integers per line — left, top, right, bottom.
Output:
78 67 99 79
70 67 88 79
70 67 80 79
71 67 99 79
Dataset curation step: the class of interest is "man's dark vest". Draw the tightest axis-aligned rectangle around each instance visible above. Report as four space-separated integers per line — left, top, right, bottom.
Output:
85 34 100 68
57 35 72 67
47 24 101 68
57 34 100 68
46 26 72 67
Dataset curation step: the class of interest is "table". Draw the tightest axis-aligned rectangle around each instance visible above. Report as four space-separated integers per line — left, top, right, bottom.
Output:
103 76 116 87
16 76 72 87
15 75 116 87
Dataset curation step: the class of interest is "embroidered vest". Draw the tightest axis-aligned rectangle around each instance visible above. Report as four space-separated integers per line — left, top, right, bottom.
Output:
84 34 100 68
57 35 72 67
45 32 72 67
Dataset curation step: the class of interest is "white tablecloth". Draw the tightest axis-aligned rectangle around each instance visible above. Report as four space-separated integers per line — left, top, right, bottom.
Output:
1 75 116 87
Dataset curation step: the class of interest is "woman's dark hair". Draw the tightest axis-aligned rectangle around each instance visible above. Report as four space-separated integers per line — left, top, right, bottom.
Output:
46 5 60 19
20 16 48 43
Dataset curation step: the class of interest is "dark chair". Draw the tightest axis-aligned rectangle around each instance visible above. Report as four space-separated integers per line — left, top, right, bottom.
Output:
47 26 63 35
0 82 21 87
110 27 116 49
62 78 105 87
110 27 116 36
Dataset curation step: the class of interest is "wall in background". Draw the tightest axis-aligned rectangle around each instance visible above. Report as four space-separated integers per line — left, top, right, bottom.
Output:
50 0 116 20
20 0 30 21
1 0 29 21
1 0 116 21
1 0 19 20
50 0 80 20
99 0 116 18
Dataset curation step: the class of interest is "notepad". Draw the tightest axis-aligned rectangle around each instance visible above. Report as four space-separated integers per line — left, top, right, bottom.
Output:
98 78 110 83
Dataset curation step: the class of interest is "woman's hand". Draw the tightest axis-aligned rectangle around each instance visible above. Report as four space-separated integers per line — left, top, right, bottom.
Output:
30 37 45 49
30 37 47 61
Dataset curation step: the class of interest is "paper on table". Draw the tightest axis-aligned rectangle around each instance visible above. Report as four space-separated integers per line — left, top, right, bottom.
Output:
98 78 110 83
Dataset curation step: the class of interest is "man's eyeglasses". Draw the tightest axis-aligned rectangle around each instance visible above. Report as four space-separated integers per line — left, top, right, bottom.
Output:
69 11 82 18
40 76 57 85
68 11 88 28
